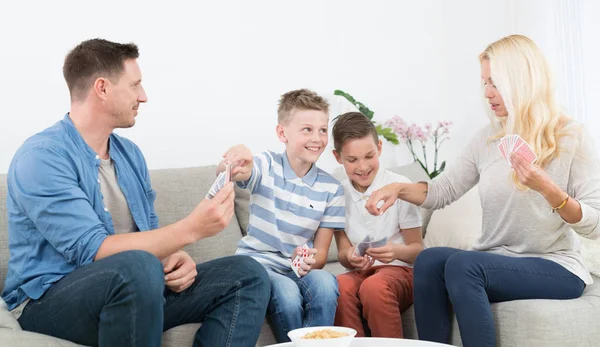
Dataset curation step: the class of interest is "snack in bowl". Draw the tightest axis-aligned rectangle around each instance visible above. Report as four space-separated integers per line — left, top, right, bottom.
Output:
288 326 356 347
302 329 350 339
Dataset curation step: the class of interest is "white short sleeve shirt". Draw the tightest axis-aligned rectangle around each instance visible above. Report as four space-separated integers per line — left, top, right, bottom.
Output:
342 168 422 267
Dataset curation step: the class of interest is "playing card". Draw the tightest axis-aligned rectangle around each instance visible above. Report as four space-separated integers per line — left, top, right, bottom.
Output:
514 141 538 163
498 134 537 165
205 171 227 199
369 237 387 249
291 244 313 278
353 236 387 257
224 163 232 184
498 142 508 163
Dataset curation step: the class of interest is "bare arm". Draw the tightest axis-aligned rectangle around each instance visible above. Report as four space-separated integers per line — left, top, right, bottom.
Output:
365 182 429 216
334 230 355 269
95 182 236 261
390 227 424 264
311 227 334 269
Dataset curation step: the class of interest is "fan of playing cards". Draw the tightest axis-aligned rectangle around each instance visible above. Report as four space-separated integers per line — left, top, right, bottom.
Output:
498 134 538 165
206 163 232 199
353 235 387 258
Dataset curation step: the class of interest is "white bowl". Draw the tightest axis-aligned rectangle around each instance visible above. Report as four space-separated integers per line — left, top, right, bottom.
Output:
287 326 356 347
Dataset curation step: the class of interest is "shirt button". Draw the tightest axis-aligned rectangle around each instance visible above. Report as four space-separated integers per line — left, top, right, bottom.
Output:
104 207 109 212
97 179 100 183
95 155 100 160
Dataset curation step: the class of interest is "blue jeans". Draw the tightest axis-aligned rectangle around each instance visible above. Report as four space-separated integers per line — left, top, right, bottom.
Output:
413 247 585 347
266 268 339 342
18 251 270 347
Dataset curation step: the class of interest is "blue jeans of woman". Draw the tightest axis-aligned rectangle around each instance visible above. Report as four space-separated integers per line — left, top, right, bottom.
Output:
266 268 339 342
413 247 585 347
18 251 270 347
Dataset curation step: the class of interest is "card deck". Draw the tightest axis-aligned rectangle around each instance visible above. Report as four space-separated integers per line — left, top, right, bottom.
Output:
498 134 538 165
291 244 314 278
205 163 233 199
353 236 387 257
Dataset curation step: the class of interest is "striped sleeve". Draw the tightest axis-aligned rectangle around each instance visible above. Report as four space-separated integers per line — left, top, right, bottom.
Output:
319 183 346 230
236 153 269 192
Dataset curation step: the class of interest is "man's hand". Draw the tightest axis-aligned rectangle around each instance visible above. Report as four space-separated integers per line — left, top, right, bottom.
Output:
293 246 318 277
186 182 235 242
366 243 397 264
223 145 254 181
163 250 197 293
346 247 375 270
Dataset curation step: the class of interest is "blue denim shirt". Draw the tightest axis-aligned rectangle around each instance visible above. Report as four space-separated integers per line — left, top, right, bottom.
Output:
2 114 159 310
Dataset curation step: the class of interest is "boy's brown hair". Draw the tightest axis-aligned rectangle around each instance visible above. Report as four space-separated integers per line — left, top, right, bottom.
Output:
332 112 379 153
63 38 140 101
277 89 329 124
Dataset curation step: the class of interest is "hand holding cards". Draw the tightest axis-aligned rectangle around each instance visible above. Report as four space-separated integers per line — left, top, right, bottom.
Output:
291 244 316 277
206 163 232 199
353 235 387 258
498 134 537 165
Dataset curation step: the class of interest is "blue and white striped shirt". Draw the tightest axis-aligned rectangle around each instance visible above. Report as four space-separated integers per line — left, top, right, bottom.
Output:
235 151 345 273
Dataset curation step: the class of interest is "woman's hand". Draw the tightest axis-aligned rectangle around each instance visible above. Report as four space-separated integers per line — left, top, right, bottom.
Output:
510 152 556 193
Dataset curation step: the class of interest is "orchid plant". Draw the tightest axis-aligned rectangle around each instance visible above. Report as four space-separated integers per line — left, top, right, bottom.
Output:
334 90 452 179
385 116 452 179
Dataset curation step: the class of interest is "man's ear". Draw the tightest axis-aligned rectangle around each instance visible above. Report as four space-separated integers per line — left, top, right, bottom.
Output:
276 124 287 144
377 139 383 156
333 150 343 164
93 78 109 101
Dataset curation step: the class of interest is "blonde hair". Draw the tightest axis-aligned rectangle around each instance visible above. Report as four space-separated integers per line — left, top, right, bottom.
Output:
277 89 329 125
480 35 573 187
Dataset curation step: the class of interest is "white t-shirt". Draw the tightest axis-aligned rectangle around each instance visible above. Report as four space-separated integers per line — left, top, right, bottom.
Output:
342 168 422 268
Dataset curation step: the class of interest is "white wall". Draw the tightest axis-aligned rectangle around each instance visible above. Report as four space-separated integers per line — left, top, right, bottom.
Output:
0 0 595 175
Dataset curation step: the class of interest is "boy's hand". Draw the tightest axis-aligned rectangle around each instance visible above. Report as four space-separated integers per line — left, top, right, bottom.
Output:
163 250 197 293
223 145 253 181
346 247 375 270
366 243 397 264
187 182 235 241
294 246 318 276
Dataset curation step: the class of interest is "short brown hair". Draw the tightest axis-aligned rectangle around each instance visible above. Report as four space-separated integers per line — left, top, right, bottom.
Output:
277 89 329 124
332 112 378 153
63 38 139 100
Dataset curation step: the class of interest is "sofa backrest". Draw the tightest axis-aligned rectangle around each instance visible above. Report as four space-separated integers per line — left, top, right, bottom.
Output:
0 166 246 291
0 161 434 291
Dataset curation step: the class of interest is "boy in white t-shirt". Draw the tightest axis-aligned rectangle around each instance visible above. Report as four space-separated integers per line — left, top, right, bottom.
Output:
331 112 424 338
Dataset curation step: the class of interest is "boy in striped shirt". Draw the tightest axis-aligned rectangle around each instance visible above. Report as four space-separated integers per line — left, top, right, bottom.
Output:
218 89 345 342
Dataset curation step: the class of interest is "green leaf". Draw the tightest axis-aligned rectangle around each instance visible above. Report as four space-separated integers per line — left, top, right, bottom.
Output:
385 133 399 145
439 161 446 172
333 90 374 119
415 159 428 176
334 90 357 104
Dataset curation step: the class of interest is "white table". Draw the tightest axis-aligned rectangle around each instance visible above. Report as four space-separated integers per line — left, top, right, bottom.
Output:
265 337 453 346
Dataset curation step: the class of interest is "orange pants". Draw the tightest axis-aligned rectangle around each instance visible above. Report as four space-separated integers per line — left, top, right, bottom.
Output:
334 265 413 338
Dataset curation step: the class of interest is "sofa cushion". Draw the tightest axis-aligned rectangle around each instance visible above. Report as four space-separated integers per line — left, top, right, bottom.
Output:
149 166 243 263
162 320 277 347
424 186 482 250
0 329 83 346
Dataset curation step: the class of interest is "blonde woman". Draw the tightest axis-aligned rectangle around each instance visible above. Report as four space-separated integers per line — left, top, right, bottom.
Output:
364 34 600 346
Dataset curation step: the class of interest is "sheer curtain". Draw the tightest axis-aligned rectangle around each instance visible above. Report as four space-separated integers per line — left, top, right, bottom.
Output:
553 0 586 123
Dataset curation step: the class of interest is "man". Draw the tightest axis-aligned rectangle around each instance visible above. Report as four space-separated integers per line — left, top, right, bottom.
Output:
1 38 270 347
